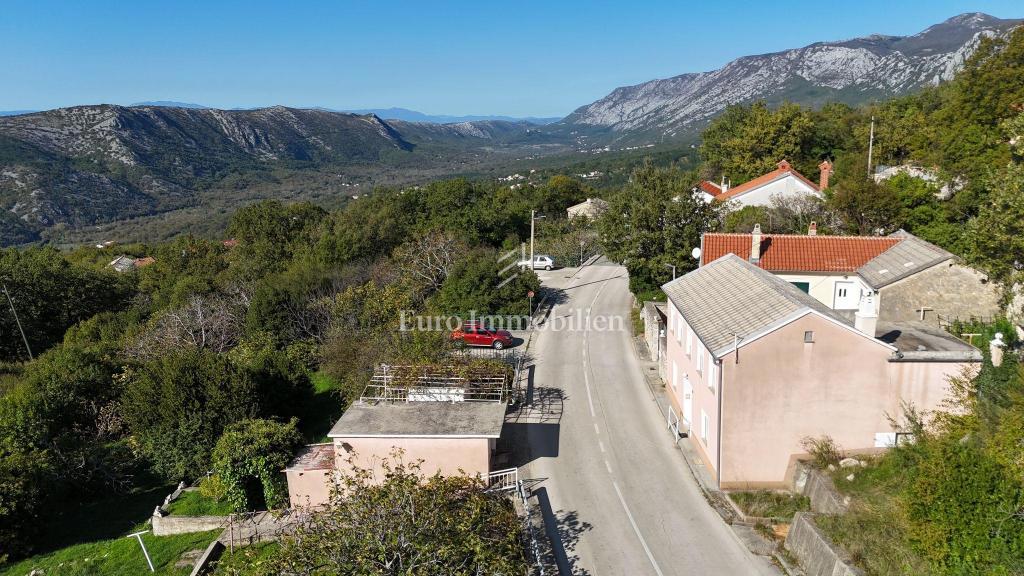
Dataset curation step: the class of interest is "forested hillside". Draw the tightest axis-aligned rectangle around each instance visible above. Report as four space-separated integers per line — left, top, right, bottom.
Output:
0 176 595 562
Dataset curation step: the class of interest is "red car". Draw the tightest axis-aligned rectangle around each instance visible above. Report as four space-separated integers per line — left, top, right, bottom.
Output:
451 322 513 349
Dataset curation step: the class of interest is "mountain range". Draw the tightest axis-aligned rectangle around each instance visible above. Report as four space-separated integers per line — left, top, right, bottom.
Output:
0 12 1019 246
558 12 1022 144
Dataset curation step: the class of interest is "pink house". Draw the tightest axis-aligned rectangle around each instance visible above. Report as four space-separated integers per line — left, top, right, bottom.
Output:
661 254 980 488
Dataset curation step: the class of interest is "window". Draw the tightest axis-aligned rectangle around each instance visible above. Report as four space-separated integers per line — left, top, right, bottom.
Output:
791 281 810 293
700 410 709 444
685 325 692 356
707 361 717 392
672 361 678 390
804 330 814 343
696 344 703 374
675 314 682 344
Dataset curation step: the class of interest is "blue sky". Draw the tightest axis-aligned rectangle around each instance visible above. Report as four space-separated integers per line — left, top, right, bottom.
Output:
1 1 1020 116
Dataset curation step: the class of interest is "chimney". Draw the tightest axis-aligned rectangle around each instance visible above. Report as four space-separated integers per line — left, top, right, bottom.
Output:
854 293 878 337
720 175 729 193
808 221 818 236
818 160 833 190
750 224 762 264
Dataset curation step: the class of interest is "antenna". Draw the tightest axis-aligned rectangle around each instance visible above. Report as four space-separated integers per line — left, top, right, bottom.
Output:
2 281 32 361
867 116 875 177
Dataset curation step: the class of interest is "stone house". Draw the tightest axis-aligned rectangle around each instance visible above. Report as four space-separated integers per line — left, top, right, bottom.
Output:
699 227 1001 327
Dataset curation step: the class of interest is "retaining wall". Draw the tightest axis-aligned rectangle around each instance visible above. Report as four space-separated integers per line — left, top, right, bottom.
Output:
785 512 863 576
152 513 228 536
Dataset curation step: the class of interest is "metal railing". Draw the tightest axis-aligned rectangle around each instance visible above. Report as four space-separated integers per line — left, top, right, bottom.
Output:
516 480 545 576
487 467 519 492
360 364 511 403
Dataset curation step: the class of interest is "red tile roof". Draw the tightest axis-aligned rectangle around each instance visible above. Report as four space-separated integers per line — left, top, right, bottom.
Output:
698 181 723 197
715 160 820 202
133 256 156 268
701 233 900 273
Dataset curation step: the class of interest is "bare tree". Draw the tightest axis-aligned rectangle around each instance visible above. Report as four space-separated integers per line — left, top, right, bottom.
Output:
127 293 246 359
392 231 467 292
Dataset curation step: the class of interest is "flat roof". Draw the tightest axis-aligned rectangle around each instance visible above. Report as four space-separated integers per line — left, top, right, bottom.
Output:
328 401 507 439
284 443 335 472
876 321 982 362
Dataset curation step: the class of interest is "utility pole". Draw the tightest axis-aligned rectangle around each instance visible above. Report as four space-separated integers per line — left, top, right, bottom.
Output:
1 281 32 361
528 210 545 267
867 116 875 177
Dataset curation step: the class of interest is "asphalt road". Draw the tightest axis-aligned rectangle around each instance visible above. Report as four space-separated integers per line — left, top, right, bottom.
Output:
514 261 778 576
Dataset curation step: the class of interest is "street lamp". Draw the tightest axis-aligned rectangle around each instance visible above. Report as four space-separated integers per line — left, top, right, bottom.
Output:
529 210 546 266
665 264 677 281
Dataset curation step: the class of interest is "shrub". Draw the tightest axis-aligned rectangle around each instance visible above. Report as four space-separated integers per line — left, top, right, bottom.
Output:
801 435 843 469
211 418 303 512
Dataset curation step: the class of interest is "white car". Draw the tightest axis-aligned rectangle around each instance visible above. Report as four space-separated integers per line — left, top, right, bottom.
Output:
519 255 555 270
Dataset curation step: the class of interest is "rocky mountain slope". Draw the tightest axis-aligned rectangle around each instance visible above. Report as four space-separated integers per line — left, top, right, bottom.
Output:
559 13 1022 144
0 105 561 244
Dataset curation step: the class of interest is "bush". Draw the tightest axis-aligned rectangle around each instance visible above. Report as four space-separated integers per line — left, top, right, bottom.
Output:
198 474 230 503
211 418 303 512
801 435 843 469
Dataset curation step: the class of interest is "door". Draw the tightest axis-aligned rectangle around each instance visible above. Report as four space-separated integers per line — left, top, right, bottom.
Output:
682 374 693 428
833 281 859 310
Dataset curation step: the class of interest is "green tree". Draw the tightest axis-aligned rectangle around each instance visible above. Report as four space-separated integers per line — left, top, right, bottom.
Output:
266 455 526 576
211 418 303 511
600 163 722 295
966 162 1024 282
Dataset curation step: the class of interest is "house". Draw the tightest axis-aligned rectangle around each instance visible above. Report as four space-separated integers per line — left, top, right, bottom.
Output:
133 256 156 269
107 255 137 273
696 160 831 207
699 226 1001 326
660 254 980 488
567 198 608 220
285 363 512 508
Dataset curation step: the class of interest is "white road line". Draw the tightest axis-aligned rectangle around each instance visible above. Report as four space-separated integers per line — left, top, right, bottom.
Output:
604 460 613 474
613 480 666 576
594 422 600 434
598 440 606 453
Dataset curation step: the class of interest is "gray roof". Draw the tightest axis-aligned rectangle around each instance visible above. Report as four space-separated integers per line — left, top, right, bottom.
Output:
857 231 953 289
875 321 982 362
662 254 850 356
328 401 507 438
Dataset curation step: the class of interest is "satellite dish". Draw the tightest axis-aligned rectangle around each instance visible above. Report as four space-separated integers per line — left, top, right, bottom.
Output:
691 247 702 260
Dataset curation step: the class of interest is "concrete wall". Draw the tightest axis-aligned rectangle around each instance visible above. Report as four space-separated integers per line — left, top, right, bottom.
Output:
776 273 870 312
801 468 849 515
334 436 491 482
878 260 1001 326
717 314 958 488
785 512 864 576
286 468 334 509
152 513 227 536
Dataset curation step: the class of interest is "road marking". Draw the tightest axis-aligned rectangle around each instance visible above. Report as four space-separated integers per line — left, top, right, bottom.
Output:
598 440 606 453
594 423 600 434
613 480 666 576
604 460 613 474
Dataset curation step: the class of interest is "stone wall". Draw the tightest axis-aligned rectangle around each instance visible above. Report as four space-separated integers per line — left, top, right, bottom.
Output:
785 512 863 576
878 260 1001 326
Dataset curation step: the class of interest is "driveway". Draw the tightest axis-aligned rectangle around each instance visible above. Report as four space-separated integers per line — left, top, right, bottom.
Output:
509 260 778 576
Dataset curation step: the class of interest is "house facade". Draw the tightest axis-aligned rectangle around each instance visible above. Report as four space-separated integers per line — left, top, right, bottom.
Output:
661 254 980 488
700 227 1001 326
696 160 831 207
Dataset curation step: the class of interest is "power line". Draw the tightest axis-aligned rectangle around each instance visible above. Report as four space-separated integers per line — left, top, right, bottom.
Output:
2 281 33 361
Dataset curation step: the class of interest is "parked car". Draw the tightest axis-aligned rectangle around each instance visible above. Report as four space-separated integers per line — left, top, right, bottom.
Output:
450 322 514 349
518 255 555 270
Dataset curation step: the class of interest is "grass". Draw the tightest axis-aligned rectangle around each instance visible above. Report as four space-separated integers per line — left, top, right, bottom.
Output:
728 490 809 520
210 542 280 575
0 483 220 575
0 529 220 576
814 457 929 576
298 370 347 442
165 490 234 517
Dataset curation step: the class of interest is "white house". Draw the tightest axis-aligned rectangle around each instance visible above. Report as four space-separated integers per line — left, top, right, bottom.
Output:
696 160 831 208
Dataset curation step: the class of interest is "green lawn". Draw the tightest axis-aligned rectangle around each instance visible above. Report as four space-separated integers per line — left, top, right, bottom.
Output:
299 370 347 442
210 542 279 575
0 526 219 576
0 485 220 576
728 490 809 520
166 490 234 517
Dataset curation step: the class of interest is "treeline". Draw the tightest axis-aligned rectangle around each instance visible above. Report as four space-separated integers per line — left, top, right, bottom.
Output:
602 26 1024 297
0 176 590 560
